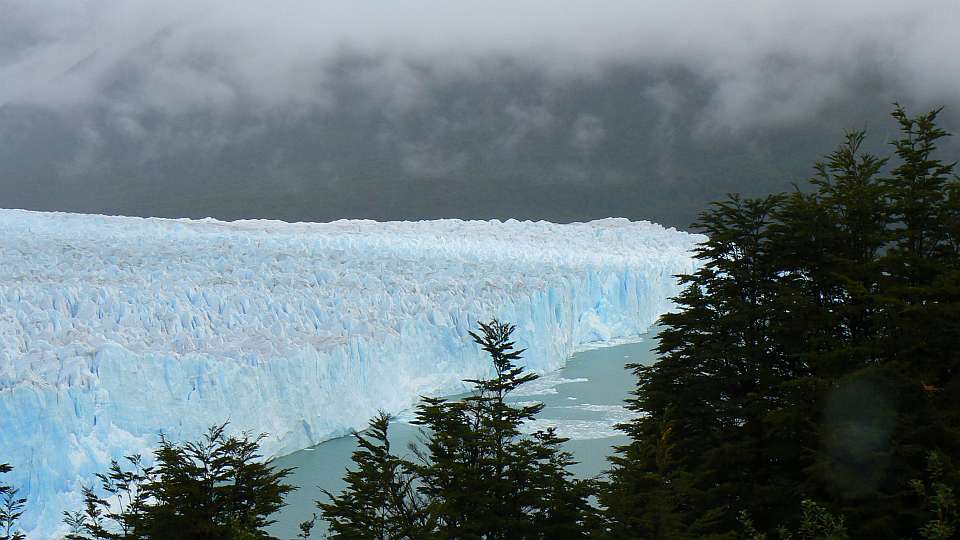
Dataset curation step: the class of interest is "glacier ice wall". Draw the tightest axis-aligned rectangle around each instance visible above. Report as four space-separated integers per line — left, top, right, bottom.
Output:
0 209 700 536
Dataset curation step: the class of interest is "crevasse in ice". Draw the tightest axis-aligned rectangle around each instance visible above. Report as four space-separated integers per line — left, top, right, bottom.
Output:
0 209 701 536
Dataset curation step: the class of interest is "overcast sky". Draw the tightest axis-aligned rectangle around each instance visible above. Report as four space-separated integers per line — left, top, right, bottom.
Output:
3 1 958 124
2 1 959 225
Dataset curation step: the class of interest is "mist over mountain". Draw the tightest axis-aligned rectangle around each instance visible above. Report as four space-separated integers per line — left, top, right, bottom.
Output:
2 2 958 229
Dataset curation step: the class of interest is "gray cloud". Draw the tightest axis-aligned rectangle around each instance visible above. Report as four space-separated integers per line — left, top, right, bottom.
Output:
500 101 555 151
400 142 468 179
570 114 604 152
2 1 959 126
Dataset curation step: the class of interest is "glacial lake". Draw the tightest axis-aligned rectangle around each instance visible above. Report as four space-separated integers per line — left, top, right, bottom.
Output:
268 332 657 539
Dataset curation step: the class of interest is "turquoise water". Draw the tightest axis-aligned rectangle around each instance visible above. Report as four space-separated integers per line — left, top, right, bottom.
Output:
268 335 656 538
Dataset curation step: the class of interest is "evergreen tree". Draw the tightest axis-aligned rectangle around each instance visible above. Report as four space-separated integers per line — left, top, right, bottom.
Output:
739 499 849 540
600 194 793 538
601 105 960 538
413 320 595 539
319 413 427 539
320 320 595 539
776 132 896 532
64 424 294 540
910 450 959 540
884 105 956 263
143 424 294 539
0 464 26 540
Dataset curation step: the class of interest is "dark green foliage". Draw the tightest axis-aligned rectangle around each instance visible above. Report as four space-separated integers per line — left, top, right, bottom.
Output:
64 424 294 540
600 194 793 539
320 320 595 539
0 463 26 540
884 105 956 261
319 412 427 538
740 500 848 540
600 105 960 538
296 513 317 539
63 455 153 539
146 424 294 538
911 451 959 540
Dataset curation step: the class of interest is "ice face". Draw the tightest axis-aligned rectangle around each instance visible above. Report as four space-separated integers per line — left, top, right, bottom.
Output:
0 209 700 536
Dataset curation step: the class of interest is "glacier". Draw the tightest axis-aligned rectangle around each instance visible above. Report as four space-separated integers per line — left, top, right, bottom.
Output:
0 209 700 536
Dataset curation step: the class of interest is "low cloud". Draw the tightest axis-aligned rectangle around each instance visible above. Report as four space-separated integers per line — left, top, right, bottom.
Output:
2 1 958 126
570 114 605 152
400 142 468 179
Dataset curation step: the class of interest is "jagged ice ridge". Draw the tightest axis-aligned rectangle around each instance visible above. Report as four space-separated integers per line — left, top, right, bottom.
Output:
0 209 700 536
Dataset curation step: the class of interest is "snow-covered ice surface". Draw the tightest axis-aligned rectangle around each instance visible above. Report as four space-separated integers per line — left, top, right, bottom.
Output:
0 209 700 536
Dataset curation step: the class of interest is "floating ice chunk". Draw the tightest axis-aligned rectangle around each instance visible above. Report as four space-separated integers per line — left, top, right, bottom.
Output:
522 404 641 440
520 419 624 440
512 375 590 397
